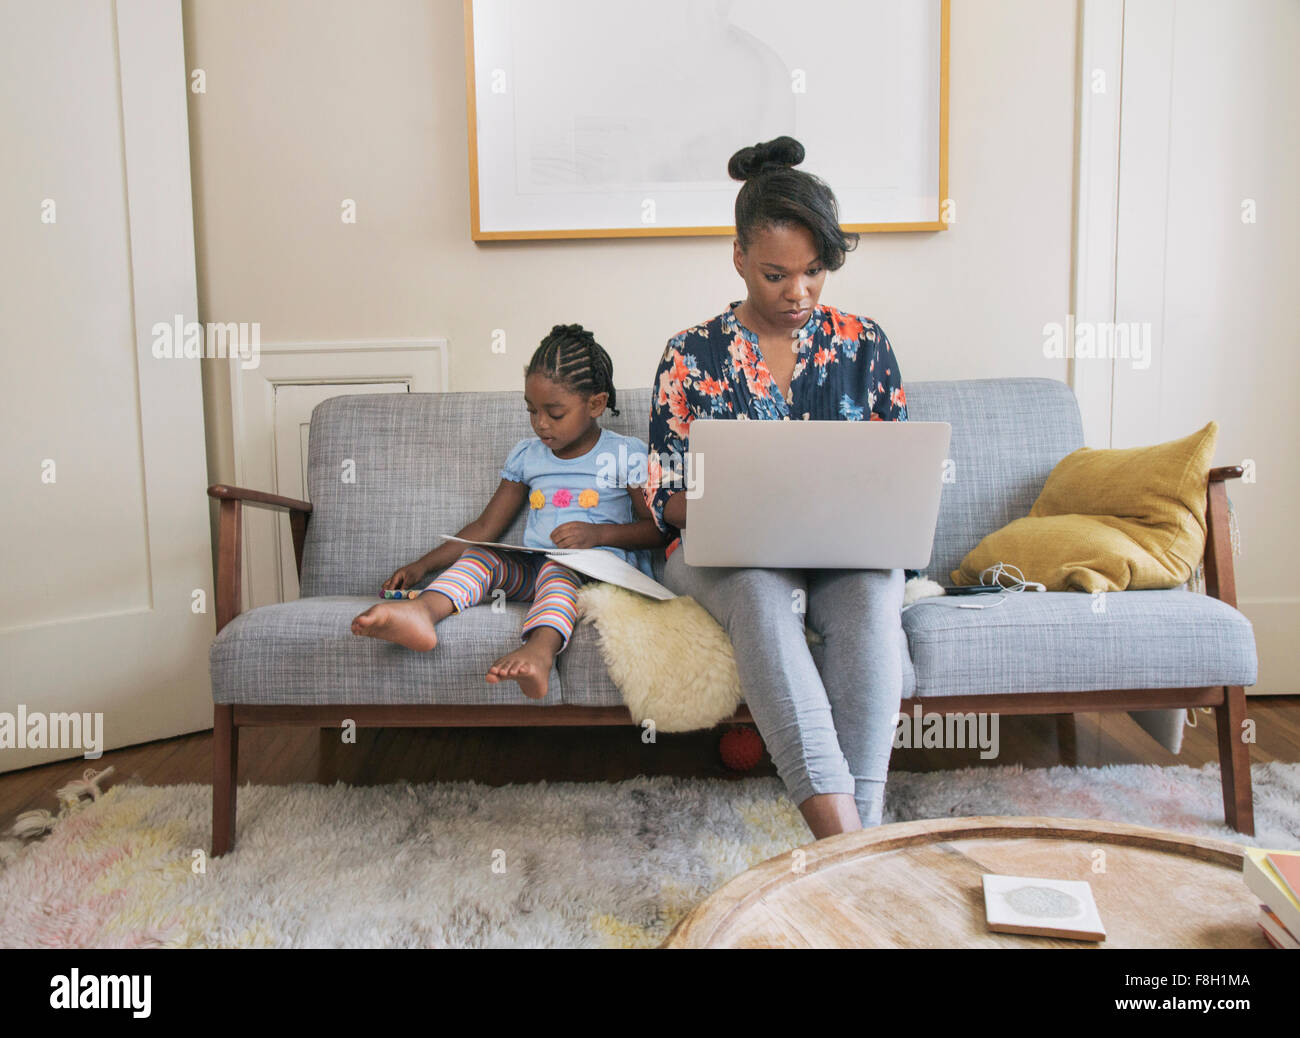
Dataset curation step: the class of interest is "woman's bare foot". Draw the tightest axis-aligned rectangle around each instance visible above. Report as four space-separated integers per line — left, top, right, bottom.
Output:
351 596 448 651
486 629 562 698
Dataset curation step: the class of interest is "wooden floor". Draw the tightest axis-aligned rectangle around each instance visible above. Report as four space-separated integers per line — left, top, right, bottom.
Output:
3 697 1298 831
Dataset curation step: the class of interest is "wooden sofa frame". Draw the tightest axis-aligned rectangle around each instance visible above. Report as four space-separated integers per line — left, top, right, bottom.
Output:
207 467 1254 855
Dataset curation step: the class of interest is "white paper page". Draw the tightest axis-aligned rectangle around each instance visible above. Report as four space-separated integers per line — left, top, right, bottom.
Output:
545 548 677 601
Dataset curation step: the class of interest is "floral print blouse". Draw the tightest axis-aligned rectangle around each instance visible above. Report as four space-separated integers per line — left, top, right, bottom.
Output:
644 301 908 560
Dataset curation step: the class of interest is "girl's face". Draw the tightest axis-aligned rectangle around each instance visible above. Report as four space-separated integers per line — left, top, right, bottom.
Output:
524 373 606 456
733 222 828 336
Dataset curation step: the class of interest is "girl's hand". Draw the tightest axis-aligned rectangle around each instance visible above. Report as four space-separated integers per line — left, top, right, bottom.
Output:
384 563 428 591
550 522 605 550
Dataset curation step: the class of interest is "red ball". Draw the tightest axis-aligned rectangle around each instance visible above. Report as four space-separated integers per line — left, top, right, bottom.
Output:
719 727 764 771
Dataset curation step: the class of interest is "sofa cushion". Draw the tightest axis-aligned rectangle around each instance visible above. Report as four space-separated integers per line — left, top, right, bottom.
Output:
952 421 1219 592
211 597 919 710
558 619 917 708
211 597 573 707
902 589 1257 697
297 378 1080 598
298 390 665 598
903 378 1084 585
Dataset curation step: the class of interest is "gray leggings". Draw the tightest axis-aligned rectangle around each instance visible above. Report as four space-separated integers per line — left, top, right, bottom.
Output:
664 547 905 826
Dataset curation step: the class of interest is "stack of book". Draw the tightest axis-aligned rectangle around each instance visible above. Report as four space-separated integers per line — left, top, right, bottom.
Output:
1243 847 1300 949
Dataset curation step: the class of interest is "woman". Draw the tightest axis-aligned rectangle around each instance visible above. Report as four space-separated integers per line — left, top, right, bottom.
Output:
644 136 908 840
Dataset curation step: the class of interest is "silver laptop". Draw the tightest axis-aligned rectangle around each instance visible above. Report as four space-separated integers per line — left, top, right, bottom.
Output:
680 419 951 569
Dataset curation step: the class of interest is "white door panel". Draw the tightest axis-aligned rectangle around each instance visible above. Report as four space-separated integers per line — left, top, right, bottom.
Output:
1 0 214 770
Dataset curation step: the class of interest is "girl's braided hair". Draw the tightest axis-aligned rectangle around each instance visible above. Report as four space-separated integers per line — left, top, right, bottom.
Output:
526 323 619 417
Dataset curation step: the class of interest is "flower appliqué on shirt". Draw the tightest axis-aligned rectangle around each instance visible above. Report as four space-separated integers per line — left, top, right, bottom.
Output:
532 487 598 508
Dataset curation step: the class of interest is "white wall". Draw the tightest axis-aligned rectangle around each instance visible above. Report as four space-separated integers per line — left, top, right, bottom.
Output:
181 0 1296 691
184 0 1077 430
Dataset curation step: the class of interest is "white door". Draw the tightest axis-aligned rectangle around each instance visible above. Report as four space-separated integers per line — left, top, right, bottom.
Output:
1108 0 1299 695
0 0 215 770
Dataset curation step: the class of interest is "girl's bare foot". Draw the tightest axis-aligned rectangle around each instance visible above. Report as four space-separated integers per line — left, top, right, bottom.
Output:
351 600 439 651
486 633 561 698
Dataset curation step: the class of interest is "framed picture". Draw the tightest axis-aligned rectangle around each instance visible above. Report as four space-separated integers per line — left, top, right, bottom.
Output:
464 0 949 241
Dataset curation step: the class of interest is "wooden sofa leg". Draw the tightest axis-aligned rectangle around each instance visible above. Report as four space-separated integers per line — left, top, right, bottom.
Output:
318 726 339 784
212 704 238 856
1214 685 1254 836
1055 714 1077 766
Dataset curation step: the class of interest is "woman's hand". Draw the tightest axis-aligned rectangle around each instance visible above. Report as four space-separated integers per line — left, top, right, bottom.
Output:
662 490 687 530
383 562 428 591
550 522 605 550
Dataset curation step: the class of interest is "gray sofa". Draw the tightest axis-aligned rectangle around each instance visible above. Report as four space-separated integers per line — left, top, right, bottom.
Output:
207 378 1258 854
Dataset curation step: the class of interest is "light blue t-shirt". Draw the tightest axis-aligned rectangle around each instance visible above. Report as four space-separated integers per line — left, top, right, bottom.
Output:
501 427 655 578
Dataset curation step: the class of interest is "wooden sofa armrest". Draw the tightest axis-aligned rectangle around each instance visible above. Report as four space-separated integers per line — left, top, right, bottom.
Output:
208 484 313 512
1202 468 1242 608
207 484 314 633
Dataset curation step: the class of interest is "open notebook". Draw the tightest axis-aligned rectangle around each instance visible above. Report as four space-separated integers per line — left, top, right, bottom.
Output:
438 536 676 600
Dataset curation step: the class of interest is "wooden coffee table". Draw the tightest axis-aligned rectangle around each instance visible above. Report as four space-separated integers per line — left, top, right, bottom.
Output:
662 816 1269 948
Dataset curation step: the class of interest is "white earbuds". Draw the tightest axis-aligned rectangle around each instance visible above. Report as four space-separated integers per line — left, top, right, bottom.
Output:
956 562 1045 608
901 562 1045 611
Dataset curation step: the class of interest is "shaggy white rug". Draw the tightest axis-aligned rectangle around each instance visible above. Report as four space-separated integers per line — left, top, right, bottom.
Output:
1 762 1297 949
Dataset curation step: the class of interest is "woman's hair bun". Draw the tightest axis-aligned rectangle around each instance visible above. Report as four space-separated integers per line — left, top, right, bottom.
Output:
728 136 806 181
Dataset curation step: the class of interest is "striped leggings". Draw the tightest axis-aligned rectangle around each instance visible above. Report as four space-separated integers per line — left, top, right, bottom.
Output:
423 546 586 650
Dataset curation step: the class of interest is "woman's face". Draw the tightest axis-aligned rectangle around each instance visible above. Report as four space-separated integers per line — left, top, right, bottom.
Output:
524 373 605 455
733 223 828 335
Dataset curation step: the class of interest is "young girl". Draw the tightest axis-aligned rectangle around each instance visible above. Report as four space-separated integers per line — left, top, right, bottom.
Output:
351 323 665 700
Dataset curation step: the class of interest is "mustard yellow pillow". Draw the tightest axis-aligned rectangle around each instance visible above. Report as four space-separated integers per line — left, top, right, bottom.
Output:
951 421 1218 592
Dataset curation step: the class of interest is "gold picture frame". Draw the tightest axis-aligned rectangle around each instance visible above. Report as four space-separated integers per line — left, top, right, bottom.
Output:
464 0 950 241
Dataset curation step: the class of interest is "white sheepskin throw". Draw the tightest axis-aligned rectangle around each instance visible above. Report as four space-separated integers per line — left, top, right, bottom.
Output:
903 576 946 606
576 576 940 732
575 584 743 732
